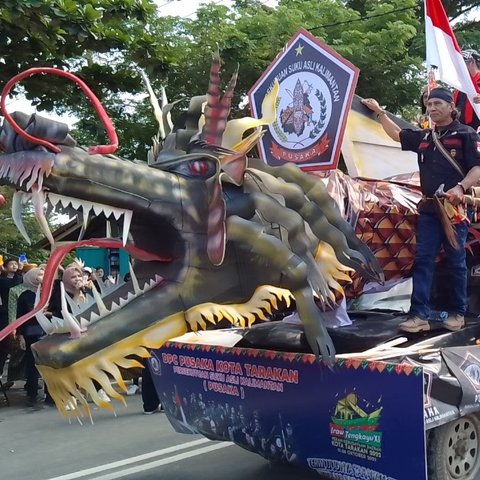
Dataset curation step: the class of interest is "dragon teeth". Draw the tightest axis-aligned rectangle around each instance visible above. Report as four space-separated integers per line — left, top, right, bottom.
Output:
48 193 131 225
82 205 91 224
32 188 55 247
12 191 32 245
44 273 164 335
35 311 55 335
51 316 66 330
11 190 134 246
129 262 141 295
90 284 109 316
69 198 85 211
89 312 101 325
110 301 120 312
60 196 71 208
79 317 90 329
48 193 61 207
122 210 132 247
111 208 123 220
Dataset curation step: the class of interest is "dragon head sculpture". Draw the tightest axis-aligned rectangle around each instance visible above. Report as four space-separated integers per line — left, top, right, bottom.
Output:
0 55 383 418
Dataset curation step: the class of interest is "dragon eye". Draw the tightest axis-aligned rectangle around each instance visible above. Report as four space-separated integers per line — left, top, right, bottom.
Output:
189 160 210 175
165 157 217 178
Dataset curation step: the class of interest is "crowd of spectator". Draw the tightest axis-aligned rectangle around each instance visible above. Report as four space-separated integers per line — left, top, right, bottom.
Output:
0 256 156 412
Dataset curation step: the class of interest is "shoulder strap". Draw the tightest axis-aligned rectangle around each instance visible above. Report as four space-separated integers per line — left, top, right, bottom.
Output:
431 130 466 177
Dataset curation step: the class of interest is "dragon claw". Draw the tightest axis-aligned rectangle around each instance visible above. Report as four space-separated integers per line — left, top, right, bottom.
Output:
294 287 336 364
304 321 336 364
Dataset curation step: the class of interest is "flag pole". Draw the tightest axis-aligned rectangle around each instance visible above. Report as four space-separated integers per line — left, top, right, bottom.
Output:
427 68 438 128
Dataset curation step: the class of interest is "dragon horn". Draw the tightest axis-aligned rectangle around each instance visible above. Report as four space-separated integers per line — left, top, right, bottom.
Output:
160 87 175 138
140 70 177 164
201 51 238 146
229 128 263 155
139 69 165 140
220 64 239 110
221 81 279 150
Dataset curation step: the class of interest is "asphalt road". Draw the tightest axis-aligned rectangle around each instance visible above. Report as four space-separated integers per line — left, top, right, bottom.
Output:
0 384 322 480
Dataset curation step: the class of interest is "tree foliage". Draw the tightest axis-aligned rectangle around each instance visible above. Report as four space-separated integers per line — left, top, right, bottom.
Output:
0 0 158 90
442 0 480 21
2 0 480 159
68 0 426 153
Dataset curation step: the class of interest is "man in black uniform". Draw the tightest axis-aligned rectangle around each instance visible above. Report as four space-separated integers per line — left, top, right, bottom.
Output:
363 88 480 332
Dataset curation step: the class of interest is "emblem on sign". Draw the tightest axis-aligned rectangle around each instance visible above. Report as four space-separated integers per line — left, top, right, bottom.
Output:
271 76 331 163
249 28 358 171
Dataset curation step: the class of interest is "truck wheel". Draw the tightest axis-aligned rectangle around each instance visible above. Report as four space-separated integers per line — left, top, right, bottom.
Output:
428 415 480 480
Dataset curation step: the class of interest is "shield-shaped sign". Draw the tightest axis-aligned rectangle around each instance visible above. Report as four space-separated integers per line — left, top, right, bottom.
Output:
248 28 359 171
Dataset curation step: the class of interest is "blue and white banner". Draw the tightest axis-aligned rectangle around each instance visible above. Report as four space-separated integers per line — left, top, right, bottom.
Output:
152 342 426 480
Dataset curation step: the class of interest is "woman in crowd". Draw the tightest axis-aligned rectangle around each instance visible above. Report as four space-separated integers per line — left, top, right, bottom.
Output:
49 265 111 405
16 267 48 405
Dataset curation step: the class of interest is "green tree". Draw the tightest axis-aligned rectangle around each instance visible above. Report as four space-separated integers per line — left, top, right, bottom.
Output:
442 0 480 21
408 0 480 64
146 0 422 119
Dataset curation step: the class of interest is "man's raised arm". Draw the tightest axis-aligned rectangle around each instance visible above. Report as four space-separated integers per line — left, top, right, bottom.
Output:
362 98 402 142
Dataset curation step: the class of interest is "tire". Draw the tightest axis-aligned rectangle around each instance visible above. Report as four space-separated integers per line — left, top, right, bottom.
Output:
427 414 480 480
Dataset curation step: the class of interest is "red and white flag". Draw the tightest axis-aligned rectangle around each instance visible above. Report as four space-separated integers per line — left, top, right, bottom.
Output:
424 0 480 117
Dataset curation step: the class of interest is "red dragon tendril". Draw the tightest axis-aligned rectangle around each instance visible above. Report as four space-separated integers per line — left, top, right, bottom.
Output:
0 67 118 155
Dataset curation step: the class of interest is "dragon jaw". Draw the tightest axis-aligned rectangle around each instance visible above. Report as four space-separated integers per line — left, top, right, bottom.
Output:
35 285 294 419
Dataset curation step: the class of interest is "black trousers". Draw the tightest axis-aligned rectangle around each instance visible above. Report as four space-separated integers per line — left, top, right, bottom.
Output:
0 338 9 378
0 338 26 382
142 361 160 412
25 334 43 399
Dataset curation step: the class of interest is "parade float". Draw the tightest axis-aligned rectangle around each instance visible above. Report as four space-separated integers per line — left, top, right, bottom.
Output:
2 26 480 480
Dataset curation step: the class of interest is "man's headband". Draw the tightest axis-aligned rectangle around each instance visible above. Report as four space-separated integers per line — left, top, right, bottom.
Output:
427 88 454 103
